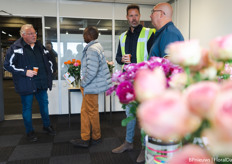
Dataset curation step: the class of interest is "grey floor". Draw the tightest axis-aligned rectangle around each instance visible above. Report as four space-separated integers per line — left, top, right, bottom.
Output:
0 112 144 164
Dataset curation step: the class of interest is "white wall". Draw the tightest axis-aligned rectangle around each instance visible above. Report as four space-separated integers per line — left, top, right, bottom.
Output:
190 0 232 48
172 0 190 40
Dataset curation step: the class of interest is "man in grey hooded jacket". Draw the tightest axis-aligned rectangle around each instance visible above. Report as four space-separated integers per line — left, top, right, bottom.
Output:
70 26 112 148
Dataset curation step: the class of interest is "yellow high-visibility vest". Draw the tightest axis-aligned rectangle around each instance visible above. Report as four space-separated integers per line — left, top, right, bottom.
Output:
120 27 156 63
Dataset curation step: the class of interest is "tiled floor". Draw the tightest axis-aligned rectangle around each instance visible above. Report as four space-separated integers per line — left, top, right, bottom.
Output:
0 112 144 164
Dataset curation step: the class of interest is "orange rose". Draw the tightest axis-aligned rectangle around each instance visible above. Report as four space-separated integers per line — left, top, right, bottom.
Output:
67 60 72 64
72 59 76 64
76 60 81 65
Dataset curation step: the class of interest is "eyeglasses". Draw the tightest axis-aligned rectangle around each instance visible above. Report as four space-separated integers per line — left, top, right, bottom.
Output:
151 9 166 15
24 32 37 36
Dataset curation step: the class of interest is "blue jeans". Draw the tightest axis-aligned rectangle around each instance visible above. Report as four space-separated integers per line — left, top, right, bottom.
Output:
20 90 50 134
125 104 136 143
125 104 145 146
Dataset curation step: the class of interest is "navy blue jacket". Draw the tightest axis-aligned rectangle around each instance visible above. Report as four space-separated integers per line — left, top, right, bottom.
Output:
149 21 184 58
4 37 53 95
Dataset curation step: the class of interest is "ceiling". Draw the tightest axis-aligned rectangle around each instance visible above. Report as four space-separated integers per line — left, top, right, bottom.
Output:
66 0 170 5
0 0 170 48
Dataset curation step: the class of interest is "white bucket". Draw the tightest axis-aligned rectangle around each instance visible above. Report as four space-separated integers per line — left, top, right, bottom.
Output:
145 135 182 164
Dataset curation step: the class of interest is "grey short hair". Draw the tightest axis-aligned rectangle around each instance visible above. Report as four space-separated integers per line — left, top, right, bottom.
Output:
20 24 34 36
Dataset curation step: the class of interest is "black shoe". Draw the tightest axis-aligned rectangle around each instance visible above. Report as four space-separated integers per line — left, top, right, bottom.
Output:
91 138 102 145
70 138 90 148
43 126 56 136
27 131 38 142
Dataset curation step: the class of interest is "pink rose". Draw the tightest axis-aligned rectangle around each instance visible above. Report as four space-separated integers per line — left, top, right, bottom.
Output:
209 89 232 139
137 90 192 141
220 80 232 91
169 72 188 90
134 68 166 102
116 81 135 104
202 129 232 156
209 34 232 61
168 144 214 164
221 63 232 80
73 62 80 67
184 81 220 118
166 40 202 66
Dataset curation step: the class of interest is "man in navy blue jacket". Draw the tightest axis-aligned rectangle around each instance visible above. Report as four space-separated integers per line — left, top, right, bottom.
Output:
4 24 56 142
149 2 184 59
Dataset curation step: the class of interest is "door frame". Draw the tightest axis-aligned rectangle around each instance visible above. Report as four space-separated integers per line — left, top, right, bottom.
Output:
0 15 43 120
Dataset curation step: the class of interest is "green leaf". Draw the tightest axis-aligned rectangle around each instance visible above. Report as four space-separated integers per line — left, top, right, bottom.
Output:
222 74 230 79
121 116 135 127
141 129 146 146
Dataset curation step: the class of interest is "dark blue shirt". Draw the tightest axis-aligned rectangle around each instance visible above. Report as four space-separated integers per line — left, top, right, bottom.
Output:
116 24 154 65
149 22 184 59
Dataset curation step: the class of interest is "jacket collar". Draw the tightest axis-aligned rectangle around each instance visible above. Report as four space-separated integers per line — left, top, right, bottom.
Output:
84 39 98 51
127 24 143 35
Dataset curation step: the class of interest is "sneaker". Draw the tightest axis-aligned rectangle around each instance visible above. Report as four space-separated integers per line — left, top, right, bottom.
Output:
70 138 90 148
112 141 133 153
136 147 145 163
27 131 38 142
43 126 56 136
91 138 102 145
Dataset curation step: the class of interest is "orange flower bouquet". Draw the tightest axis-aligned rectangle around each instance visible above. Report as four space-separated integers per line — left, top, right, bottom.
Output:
64 59 81 87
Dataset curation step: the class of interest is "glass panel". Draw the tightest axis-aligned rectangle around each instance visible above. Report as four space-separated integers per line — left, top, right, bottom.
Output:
45 17 58 80
114 20 153 70
60 18 112 80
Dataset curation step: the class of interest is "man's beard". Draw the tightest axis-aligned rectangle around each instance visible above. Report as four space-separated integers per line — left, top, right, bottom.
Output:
130 21 140 28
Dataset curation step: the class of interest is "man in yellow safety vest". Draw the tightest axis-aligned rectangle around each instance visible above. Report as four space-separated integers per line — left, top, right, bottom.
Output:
113 4 155 163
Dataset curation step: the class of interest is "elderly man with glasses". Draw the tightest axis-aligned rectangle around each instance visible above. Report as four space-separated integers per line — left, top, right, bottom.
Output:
149 2 184 59
4 24 56 142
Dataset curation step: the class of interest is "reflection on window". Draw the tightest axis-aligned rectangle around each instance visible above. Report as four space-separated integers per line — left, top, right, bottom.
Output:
45 17 58 80
60 18 112 80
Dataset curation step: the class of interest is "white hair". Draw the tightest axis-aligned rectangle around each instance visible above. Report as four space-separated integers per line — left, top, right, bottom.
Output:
20 24 34 36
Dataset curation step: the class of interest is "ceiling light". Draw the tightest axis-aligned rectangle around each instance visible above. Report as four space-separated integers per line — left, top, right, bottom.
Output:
2 31 6 34
79 28 108 31
45 26 51 29
8 34 12 37
66 31 69 34
98 28 108 31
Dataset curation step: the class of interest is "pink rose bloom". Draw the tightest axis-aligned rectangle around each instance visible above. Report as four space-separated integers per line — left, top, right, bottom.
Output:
169 72 188 90
209 34 232 61
73 62 80 67
209 89 232 139
137 90 191 141
111 70 123 83
166 40 202 66
184 81 220 118
199 66 218 80
168 144 214 164
202 129 232 156
189 49 211 72
220 80 232 91
134 68 166 102
221 63 232 79
116 81 135 104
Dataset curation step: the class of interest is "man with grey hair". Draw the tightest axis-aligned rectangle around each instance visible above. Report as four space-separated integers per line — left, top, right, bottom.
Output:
4 24 56 142
149 2 184 58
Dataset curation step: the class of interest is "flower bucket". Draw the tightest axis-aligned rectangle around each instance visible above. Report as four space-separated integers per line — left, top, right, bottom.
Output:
145 135 182 164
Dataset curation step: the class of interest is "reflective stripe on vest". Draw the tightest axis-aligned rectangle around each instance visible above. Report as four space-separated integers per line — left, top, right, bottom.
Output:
119 27 155 63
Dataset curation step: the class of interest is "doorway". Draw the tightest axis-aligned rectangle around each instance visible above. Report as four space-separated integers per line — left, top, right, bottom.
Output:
0 16 42 117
